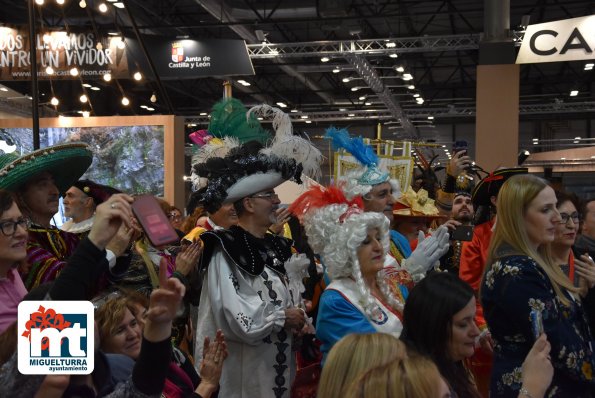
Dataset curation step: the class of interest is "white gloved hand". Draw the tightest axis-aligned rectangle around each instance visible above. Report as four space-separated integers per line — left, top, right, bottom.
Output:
402 225 450 277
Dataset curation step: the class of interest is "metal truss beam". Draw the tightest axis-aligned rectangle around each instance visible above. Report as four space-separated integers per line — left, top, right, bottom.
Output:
247 32 525 59
185 102 595 125
345 53 416 137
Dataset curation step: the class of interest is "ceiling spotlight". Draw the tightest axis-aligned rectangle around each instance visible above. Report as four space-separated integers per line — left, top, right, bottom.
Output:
96 42 103 50
342 77 350 83
82 110 90 118
133 72 142 81
45 66 54 75
386 42 396 48
347 113 355 117
365 102 372 106
117 40 125 49
0 87 7 92
320 57 330 62
70 67 79 76
290 109 298 113
150 93 157 103
570 90 579 96
276 102 287 108
396 66 405 73
413 93 420 98
79 0 86 8
50 97 59 106
56 0 65 4
79 94 88 103
35 0 44 4
103 73 112 82
83 83 92 88
407 85 415 90
305 120 312 124
351 87 359 91
358 95 366 100
90 86 100 91
402 73 413 81
199 112 207 116
416 98 425 104
121 96 130 106
146 107 154 111
389 53 398 58
332 67 340 73
428 116 434 120
98 3 108 12
42 33 51 43
300 115 309 119
113 2 124 8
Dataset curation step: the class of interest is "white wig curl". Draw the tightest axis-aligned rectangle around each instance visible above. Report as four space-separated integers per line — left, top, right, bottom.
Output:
303 204 397 317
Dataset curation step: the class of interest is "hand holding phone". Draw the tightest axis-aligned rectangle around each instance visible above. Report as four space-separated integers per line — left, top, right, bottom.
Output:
132 195 180 247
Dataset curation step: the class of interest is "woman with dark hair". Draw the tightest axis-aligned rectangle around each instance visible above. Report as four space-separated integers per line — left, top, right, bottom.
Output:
0 189 30 333
400 272 481 398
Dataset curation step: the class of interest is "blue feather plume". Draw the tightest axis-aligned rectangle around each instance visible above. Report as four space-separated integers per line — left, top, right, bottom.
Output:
324 127 379 167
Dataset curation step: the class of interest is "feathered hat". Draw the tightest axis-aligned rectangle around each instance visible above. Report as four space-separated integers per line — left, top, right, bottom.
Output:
325 127 400 200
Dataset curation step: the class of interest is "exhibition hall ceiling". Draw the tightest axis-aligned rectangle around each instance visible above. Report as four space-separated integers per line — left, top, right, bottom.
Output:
0 0 593 141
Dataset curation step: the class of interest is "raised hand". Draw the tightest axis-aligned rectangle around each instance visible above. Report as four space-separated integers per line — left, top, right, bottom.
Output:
88 193 135 250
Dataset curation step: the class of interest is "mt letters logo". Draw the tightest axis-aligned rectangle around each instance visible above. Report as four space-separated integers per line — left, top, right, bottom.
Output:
18 301 94 375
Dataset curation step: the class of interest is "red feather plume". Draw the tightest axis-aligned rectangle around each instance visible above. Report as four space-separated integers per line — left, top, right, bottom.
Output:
289 185 363 221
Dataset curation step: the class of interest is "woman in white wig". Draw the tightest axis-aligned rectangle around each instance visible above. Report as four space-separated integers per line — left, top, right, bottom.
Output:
290 186 408 363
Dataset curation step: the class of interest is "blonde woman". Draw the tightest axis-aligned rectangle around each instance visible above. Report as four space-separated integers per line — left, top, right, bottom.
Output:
346 355 449 398
317 333 406 398
481 174 595 397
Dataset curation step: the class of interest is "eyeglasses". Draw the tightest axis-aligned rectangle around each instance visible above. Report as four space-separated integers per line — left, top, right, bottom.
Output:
559 212 580 225
0 217 31 236
250 192 279 201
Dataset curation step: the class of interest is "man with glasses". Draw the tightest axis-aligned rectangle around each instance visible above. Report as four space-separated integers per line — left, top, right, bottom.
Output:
193 151 306 398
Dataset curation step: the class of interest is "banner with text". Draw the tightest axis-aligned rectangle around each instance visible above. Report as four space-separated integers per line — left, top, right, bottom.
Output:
141 38 254 79
0 27 130 80
516 15 595 64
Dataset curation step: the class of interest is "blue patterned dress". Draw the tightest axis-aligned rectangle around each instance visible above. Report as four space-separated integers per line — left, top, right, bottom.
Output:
481 255 595 397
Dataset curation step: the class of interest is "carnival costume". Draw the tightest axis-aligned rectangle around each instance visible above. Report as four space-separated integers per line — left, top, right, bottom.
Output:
325 127 449 280
193 147 306 398
0 143 93 290
290 185 408 363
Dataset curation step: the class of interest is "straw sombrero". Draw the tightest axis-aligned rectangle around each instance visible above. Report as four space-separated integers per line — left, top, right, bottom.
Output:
471 167 528 207
0 142 93 194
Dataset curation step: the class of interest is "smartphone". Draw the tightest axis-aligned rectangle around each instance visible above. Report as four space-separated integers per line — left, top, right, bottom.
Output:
530 309 544 340
132 195 180 247
450 225 473 241
453 140 468 156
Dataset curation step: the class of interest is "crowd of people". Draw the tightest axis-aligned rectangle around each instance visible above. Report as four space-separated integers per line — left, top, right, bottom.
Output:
0 116 594 398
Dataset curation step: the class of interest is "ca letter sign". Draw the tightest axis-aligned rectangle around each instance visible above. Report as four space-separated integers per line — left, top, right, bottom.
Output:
516 15 595 64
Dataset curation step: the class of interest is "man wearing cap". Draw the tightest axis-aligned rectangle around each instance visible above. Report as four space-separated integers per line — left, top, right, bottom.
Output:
61 179 120 237
193 151 306 398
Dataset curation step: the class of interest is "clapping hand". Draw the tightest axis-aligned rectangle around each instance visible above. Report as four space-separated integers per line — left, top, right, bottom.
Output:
576 253 595 290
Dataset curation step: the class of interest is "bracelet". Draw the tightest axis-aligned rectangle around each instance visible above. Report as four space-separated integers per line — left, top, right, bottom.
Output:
519 387 533 398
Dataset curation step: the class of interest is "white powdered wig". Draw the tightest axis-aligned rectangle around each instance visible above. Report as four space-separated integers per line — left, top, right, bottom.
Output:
303 204 402 317
248 104 323 180
340 168 402 203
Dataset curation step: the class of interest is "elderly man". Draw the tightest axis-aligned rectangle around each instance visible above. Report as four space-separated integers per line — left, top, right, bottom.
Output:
193 151 306 398
61 179 120 237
